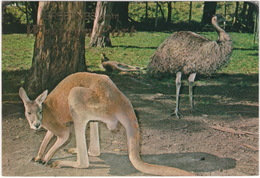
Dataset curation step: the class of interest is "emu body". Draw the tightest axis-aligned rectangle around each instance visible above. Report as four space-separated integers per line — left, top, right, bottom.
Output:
147 16 232 118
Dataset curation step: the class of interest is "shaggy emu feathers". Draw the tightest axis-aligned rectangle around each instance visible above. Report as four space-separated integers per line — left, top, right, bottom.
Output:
147 31 232 76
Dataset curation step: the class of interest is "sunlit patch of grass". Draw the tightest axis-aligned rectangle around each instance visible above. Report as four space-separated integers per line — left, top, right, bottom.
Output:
84 31 170 72
2 34 34 71
202 32 258 74
2 32 258 75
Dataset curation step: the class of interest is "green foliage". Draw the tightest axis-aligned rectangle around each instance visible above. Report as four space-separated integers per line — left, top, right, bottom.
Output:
128 2 257 32
3 5 27 24
2 32 258 75
129 1 241 23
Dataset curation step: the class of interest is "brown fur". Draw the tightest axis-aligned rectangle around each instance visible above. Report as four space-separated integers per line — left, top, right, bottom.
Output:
100 53 141 72
20 72 194 176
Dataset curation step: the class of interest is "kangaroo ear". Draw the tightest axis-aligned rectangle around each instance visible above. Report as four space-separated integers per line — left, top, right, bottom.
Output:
36 90 48 104
19 87 30 103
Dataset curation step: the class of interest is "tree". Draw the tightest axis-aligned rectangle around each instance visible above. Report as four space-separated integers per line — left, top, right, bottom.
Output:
232 2 239 25
145 2 148 22
189 2 192 23
246 2 257 32
25 1 86 94
89 2 114 47
15 1 38 25
201 2 217 25
167 2 172 24
234 2 258 33
112 2 129 28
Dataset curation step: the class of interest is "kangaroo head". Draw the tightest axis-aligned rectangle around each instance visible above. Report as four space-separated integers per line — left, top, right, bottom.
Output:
19 87 48 130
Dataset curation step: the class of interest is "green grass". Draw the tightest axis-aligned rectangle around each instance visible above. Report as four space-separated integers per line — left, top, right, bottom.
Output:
2 34 35 71
2 32 258 74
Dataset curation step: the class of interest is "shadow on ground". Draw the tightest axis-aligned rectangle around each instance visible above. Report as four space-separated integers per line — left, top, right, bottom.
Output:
50 152 236 176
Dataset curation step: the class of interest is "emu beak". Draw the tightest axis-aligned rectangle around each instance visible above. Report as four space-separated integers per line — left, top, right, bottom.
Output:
214 14 226 23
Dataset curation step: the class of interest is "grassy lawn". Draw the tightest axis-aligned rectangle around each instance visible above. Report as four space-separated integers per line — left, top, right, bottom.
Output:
2 31 258 74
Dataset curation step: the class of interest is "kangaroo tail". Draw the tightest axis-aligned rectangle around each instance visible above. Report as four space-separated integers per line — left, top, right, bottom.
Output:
128 135 195 176
120 112 195 176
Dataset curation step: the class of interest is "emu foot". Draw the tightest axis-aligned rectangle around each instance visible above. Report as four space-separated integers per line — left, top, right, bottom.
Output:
171 110 183 119
190 108 196 114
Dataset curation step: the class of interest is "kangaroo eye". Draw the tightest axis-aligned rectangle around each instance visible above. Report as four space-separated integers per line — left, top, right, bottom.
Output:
28 112 31 115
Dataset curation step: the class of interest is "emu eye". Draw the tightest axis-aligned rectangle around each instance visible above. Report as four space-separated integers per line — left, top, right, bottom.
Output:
39 111 42 114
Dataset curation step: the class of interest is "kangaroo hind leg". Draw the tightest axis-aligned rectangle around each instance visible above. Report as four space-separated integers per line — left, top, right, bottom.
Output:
51 114 90 168
88 122 101 157
51 87 95 168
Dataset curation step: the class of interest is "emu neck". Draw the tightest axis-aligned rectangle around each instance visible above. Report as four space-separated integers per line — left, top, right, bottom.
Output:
213 21 231 42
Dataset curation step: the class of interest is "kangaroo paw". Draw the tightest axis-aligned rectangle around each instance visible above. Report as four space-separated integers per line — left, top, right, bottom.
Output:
38 159 46 165
50 161 62 168
64 148 77 154
31 157 46 165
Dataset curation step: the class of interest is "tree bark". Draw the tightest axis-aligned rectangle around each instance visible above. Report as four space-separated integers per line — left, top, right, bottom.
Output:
233 2 239 25
157 2 165 22
145 2 148 22
201 2 217 25
29 1 38 25
189 2 192 23
240 2 248 20
89 2 114 47
25 1 86 95
246 2 256 32
167 2 172 24
112 2 129 28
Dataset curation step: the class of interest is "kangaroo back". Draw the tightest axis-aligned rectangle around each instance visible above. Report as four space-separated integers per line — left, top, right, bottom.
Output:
43 72 111 124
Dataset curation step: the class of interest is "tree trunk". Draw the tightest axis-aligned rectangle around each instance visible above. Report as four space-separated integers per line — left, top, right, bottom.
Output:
201 2 217 25
145 2 148 22
157 2 165 22
240 2 248 20
25 1 86 95
155 2 158 28
29 1 38 25
167 2 172 24
112 2 129 28
246 2 256 32
189 1 192 22
233 2 239 25
89 2 114 47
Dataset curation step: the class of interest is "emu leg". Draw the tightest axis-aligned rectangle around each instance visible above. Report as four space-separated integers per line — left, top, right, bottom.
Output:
173 72 182 119
188 73 196 113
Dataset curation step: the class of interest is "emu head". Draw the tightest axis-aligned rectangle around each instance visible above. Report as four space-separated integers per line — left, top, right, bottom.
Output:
19 87 48 130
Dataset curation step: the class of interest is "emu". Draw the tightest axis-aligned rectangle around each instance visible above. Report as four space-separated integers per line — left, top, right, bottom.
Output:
147 15 233 118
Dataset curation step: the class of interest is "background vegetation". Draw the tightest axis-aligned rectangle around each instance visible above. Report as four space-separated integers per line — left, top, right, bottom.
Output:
2 31 258 74
3 1 258 33
2 1 259 89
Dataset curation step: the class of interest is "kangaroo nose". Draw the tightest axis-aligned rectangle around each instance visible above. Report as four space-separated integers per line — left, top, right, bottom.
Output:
35 123 41 129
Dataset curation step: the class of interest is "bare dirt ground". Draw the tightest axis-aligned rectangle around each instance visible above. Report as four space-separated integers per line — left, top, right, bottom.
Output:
2 71 259 176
